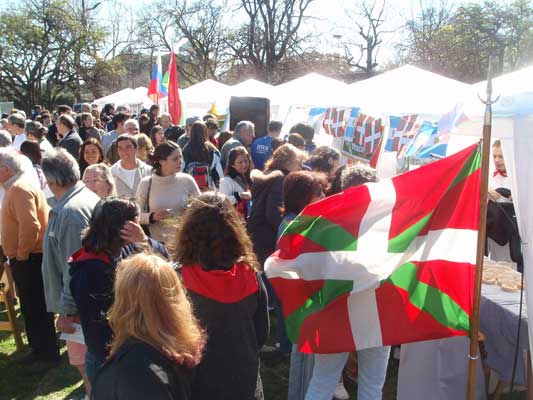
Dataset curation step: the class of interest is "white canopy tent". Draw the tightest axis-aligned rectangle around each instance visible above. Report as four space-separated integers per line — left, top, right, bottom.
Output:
348 65 471 120
93 87 154 113
230 79 276 98
448 66 533 364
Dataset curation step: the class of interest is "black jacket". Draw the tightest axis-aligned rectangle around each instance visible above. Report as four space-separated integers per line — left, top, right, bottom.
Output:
69 239 168 357
247 170 286 265
93 339 193 400
59 130 83 159
180 263 269 400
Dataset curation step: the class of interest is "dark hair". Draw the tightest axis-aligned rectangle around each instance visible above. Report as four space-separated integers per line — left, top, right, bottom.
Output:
268 120 282 132
20 141 42 165
172 192 259 270
340 165 378 190
493 140 501 148
58 114 75 130
288 133 305 149
289 122 314 142
203 113 216 122
271 137 285 153
165 126 185 143
308 146 340 174
225 146 252 189
79 138 105 174
282 171 327 215
82 197 139 256
149 104 160 113
217 130 233 150
150 141 182 175
150 125 165 147
326 165 346 196
116 134 138 149
112 112 129 128
205 118 218 131
57 105 72 114
184 121 216 163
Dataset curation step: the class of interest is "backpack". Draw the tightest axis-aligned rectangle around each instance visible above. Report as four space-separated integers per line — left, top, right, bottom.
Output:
185 161 215 191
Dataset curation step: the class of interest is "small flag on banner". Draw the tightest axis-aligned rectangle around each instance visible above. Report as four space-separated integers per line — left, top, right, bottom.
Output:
322 108 347 137
385 115 419 153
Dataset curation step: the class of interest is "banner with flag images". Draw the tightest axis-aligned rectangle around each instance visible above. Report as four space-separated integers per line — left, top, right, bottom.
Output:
385 115 419 153
342 110 384 164
322 107 349 137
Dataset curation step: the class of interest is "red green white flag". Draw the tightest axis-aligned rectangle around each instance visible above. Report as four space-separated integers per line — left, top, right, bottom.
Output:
265 144 481 353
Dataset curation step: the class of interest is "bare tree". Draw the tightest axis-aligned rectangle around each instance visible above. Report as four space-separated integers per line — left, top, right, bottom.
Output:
343 0 391 78
226 0 315 83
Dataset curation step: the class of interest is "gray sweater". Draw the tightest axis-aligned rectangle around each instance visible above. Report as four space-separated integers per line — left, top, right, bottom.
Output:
42 182 100 314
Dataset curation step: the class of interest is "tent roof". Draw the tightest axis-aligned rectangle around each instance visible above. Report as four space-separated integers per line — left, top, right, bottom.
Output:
230 79 275 98
273 72 350 106
463 65 533 117
348 65 470 117
180 79 230 103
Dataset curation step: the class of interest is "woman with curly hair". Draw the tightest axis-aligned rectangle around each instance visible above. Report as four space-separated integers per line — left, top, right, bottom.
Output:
92 253 204 400
173 192 269 400
219 146 253 219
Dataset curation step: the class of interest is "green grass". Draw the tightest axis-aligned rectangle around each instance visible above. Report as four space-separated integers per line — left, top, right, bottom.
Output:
0 308 527 399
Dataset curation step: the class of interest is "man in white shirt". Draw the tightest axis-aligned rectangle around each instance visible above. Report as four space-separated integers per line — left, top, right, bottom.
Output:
7 113 27 151
110 135 151 198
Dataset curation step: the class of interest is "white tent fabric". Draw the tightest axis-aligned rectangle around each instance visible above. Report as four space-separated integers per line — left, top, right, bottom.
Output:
93 87 154 110
348 65 471 119
273 72 351 107
230 79 275 98
448 66 533 365
180 79 230 104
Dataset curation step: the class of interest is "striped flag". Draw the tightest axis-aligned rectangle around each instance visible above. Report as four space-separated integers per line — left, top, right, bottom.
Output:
322 108 346 137
385 115 419 153
147 51 168 103
342 112 384 166
265 144 480 353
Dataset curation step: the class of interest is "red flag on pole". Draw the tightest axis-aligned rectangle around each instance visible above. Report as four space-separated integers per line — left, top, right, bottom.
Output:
167 50 182 125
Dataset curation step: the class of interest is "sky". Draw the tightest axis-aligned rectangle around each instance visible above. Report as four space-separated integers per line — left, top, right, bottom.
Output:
1 0 486 65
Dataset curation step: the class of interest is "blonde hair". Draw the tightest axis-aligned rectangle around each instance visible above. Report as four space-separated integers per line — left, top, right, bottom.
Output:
135 133 155 160
264 143 307 173
108 253 205 366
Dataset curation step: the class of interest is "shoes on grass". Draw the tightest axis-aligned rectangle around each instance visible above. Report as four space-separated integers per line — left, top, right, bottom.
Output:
333 382 350 400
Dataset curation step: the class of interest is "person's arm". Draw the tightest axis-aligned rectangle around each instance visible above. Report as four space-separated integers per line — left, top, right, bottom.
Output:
185 174 201 197
254 272 270 348
211 151 224 188
219 178 238 204
12 186 41 260
135 178 151 225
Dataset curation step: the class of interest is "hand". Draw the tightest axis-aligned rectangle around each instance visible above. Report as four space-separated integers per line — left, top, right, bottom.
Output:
56 315 76 334
488 189 502 201
120 220 148 245
240 191 252 201
152 210 170 221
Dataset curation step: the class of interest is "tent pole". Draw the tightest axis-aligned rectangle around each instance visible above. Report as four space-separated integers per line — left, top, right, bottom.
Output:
466 60 498 400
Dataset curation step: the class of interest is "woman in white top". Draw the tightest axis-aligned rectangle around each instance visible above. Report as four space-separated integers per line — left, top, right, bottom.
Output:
136 141 200 243
219 146 252 220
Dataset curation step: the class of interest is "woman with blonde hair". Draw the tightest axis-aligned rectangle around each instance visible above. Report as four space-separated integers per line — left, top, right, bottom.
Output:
92 253 204 400
135 133 155 163
173 192 269 399
82 163 116 199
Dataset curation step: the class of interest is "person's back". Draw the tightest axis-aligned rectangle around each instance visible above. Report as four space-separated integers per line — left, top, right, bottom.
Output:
181 263 267 399
251 135 273 171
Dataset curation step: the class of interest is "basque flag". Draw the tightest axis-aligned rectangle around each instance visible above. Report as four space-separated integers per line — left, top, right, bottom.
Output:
147 51 168 103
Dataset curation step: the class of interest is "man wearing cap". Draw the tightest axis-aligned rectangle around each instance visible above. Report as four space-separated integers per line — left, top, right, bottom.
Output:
177 116 201 149
26 121 54 155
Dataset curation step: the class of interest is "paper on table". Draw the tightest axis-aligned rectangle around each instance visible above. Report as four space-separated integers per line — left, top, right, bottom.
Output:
59 323 85 345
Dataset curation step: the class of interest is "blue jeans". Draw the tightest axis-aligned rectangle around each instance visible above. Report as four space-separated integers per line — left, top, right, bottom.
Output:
86 351 106 386
305 347 390 400
288 345 315 400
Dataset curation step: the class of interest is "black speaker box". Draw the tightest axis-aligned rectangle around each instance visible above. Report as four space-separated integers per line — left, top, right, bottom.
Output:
229 96 270 138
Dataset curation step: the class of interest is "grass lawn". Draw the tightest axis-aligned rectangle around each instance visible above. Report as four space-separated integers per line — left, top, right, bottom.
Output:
0 308 527 399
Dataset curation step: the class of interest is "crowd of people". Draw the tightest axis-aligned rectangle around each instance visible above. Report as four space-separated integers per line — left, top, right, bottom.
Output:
0 101 391 400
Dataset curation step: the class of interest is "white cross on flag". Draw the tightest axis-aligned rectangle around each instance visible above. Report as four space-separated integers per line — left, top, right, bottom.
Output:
322 108 346 137
355 113 384 154
386 115 419 153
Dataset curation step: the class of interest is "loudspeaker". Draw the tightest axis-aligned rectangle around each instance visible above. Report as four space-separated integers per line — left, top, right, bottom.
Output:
229 97 270 138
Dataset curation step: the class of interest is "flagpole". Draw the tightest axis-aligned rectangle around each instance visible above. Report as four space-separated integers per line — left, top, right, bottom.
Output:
466 60 499 400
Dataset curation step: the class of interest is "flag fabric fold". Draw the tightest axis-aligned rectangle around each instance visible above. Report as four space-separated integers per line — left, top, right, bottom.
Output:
167 50 182 125
147 52 167 102
265 144 481 354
